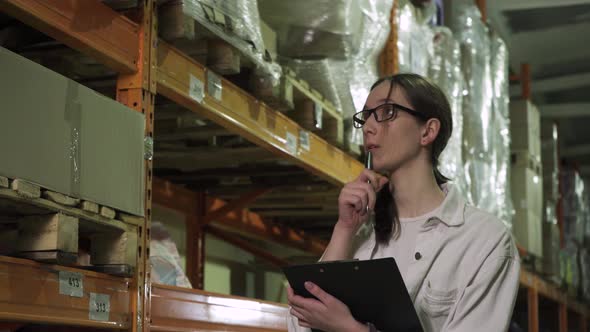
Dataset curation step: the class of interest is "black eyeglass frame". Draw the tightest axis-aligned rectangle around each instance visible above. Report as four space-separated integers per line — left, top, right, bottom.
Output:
352 103 429 128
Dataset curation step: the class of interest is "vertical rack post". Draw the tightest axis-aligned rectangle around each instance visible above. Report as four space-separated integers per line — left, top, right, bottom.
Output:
186 193 206 289
521 63 531 101
528 288 539 332
379 0 398 76
559 303 567 332
115 0 157 331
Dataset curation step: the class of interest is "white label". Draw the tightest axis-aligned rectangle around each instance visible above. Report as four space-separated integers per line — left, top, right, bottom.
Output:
286 132 297 155
89 293 110 321
59 271 83 298
189 74 205 103
299 130 310 151
207 71 223 101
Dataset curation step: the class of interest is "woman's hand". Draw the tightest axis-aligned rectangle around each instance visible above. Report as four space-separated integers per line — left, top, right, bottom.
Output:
337 170 389 235
288 282 368 332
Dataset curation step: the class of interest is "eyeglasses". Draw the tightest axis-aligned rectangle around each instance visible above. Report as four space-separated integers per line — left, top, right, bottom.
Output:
352 103 428 128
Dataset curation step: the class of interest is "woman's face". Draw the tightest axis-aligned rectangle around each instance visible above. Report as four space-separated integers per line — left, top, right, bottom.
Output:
363 82 424 174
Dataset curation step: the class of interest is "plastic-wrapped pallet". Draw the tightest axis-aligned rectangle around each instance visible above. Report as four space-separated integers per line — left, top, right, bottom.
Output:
347 0 394 150
490 31 514 228
150 221 192 288
162 0 281 84
541 121 560 202
281 0 392 152
428 27 469 203
451 0 495 217
284 58 351 118
397 0 435 76
542 201 561 281
561 168 587 245
560 244 580 292
581 248 590 300
258 0 364 59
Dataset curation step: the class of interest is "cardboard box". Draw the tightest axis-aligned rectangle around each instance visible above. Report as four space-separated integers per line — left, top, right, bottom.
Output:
510 99 541 159
511 165 543 257
260 19 277 61
0 47 145 216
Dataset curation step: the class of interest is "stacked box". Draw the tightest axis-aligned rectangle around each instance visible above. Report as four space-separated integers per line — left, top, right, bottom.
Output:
0 47 145 216
511 164 544 257
510 99 542 163
509 98 543 257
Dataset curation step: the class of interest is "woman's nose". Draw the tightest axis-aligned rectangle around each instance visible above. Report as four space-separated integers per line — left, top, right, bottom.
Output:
362 113 378 135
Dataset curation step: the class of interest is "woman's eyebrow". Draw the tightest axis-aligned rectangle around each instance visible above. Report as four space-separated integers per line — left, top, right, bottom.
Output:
376 98 395 104
364 99 395 109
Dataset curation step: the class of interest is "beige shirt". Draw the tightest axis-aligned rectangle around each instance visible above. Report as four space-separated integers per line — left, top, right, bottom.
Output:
376 205 442 276
287 183 521 332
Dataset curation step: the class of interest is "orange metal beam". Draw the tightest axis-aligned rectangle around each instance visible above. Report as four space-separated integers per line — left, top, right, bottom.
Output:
152 177 206 289
0 0 139 74
115 1 156 331
528 288 539 332
0 256 131 329
152 178 327 256
207 196 327 256
152 176 199 215
521 63 532 100
559 303 567 332
150 284 288 331
186 193 206 290
476 0 487 22
207 225 289 268
203 188 273 225
156 40 364 186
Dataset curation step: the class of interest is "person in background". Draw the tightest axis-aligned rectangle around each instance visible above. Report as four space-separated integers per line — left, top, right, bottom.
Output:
287 73 520 332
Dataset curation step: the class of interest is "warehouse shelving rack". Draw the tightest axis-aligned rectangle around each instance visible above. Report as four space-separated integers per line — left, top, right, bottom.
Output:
0 1 588 331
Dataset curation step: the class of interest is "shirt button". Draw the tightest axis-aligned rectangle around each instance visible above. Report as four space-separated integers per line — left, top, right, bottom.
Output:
415 252 422 260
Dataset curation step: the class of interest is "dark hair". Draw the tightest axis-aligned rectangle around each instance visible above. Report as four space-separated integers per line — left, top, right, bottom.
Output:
372 73 453 244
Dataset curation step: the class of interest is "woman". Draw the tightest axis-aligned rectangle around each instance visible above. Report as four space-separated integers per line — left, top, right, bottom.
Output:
287 74 520 332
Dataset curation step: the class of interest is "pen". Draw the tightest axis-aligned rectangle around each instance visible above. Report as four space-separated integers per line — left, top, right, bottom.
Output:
365 151 372 213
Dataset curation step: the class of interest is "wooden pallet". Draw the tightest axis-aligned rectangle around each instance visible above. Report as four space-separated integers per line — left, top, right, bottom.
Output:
0 176 140 277
159 2 246 75
158 2 344 148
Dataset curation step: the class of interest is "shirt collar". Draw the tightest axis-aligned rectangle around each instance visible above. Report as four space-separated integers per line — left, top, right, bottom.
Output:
426 183 466 227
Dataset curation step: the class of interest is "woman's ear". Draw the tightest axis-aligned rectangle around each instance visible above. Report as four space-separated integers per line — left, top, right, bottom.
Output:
421 118 441 146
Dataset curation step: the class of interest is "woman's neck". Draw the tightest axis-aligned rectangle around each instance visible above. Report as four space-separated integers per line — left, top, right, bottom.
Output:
389 158 446 219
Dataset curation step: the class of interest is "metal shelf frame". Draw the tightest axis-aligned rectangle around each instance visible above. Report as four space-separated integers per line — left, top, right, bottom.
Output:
0 1 588 332
0 256 132 329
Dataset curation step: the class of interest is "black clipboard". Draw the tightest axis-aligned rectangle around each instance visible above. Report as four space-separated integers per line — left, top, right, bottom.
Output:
282 257 423 332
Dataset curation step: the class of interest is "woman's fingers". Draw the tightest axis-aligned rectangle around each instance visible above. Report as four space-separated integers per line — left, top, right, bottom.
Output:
358 170 388 192
340 187 368 215
342 184 377 213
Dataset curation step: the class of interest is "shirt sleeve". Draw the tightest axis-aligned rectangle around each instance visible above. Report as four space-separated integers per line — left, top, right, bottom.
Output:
444 233 521 332
287 309 312 332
